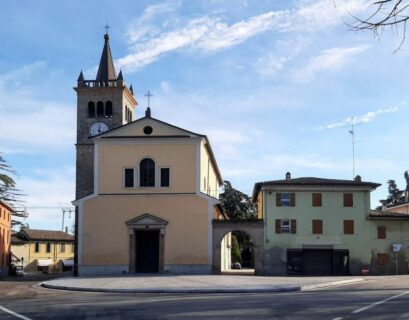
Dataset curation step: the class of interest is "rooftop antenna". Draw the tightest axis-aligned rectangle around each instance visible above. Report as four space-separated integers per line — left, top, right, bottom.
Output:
348 116 361 179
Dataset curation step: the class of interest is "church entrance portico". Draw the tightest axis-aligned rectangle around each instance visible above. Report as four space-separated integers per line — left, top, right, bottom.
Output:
126 214 168 273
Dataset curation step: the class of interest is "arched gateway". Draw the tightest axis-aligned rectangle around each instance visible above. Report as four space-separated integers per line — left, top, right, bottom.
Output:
212 220 264 275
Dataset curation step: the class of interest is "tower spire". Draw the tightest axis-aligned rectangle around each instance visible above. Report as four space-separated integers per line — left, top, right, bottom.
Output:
96 31 117 82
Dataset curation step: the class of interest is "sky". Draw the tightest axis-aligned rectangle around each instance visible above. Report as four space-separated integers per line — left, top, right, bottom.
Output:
1 0 409 231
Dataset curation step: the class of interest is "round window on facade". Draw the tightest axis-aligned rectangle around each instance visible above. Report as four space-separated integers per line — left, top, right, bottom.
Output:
143 126 153 135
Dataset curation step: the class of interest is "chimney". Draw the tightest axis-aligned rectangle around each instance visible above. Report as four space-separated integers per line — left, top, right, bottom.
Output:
354 175 362 182
380 200 387 211
65 226 68 234
285 172 291 180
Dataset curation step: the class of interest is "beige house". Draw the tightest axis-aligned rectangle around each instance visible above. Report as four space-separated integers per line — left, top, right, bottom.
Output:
385 202 409 214
11 228 74 274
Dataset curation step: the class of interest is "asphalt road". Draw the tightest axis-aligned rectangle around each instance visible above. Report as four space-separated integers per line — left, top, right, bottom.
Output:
1 276 409 319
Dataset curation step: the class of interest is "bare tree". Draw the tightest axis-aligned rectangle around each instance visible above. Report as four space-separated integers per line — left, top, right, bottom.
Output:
349 0 409 50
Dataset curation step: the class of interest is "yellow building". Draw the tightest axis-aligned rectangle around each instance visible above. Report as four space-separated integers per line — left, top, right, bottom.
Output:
74 32 224 275
0 200 12 277
74 111 223 275
11 228 74 274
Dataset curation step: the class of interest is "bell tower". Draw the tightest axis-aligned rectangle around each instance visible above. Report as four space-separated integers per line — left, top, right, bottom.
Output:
74 32 138 199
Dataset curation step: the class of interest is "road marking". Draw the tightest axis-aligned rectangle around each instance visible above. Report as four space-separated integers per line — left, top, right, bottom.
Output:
352 290 409 314
0 306 32 320
331 318 343 320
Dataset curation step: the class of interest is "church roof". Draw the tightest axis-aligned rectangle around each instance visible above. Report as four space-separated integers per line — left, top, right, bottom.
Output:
96 33 117 81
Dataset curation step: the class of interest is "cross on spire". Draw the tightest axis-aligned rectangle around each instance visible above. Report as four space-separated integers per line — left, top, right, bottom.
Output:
104 24 110 34
145 90 153 108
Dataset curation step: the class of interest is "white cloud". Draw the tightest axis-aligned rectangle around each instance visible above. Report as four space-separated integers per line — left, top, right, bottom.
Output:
0 63 76 154
126 0 182 43
291 0 369 32
16 167 75 230
195 11 288 52
160 81 172 93
256 37 313 77
0 104 75 152
292 45 370 82
256 54 288 77
118 0 369 72
319 106 401 130
118 17 217 72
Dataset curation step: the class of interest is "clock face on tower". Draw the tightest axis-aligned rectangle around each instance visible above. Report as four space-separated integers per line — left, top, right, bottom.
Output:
90 122 109 136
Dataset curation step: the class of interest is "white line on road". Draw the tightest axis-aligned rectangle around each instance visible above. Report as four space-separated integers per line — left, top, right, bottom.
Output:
331 317 343 320
352 290 409 314
0 306 32 320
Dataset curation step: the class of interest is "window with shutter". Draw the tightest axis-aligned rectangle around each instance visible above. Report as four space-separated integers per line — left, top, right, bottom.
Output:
281 219 291 233
312 193 322 207
312 220 323 234
276 193 282 206
275 219 281 233
276 193 295 207
377 226 386 239
290 219 297 234
343 220 354 234
343 193 353 207
290 193 296 207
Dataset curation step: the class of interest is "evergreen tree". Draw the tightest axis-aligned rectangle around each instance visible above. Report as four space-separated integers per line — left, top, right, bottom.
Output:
231 235 241 264
0 154 28 227
219 180 257 220
387 179 400 204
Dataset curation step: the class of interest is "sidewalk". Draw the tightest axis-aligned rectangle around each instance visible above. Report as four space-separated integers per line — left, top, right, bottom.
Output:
41 274 366 293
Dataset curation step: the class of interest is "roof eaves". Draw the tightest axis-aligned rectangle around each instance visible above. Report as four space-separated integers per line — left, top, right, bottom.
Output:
203 136 223 186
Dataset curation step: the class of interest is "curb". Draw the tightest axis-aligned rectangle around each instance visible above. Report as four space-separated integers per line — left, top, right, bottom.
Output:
301 278 365 291
40 282 301 294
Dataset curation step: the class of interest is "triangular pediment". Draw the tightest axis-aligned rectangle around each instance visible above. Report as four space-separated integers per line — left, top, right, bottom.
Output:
125 213 168 227
95 117 204 139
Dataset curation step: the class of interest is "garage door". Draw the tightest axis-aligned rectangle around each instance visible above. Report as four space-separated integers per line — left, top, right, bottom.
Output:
303 249 333 275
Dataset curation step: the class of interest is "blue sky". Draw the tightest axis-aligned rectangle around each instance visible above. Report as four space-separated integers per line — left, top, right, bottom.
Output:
1 0 409 230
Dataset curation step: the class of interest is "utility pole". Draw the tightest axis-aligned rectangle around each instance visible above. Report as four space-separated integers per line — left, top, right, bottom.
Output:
61 207 74 232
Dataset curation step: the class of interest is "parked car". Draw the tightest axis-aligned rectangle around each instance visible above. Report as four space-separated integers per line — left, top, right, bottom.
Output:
231 262 241 269
10 265 24 277
15 266 24 276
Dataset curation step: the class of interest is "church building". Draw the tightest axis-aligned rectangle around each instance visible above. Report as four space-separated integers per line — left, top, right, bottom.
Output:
73 33 223 275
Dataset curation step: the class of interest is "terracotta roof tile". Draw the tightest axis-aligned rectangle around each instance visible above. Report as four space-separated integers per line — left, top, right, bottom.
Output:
252 177 381 202
21 228 74 241
368 210 409 219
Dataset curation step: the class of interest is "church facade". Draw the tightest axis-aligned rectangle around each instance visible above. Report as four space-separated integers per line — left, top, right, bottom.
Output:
73 33 223 275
